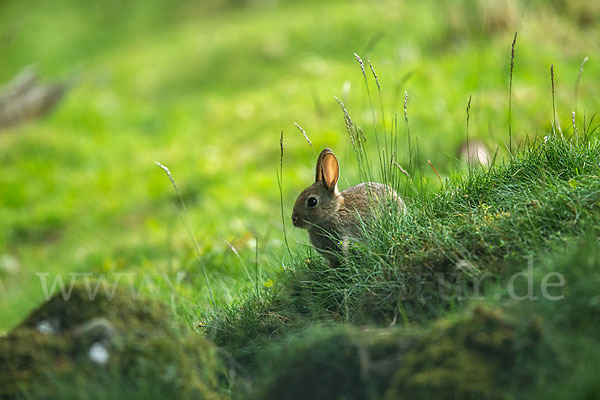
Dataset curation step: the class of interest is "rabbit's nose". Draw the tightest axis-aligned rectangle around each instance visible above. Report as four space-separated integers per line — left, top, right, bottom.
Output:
292 214 298 226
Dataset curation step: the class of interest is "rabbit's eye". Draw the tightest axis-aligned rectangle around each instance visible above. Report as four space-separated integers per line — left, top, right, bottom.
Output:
307 197 318 208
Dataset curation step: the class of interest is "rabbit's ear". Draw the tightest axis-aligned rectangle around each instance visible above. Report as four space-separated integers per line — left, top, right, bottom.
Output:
320 150 339 193
315 148 331 182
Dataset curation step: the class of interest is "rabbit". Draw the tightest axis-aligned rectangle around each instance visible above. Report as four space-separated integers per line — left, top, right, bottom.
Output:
291 148 404 265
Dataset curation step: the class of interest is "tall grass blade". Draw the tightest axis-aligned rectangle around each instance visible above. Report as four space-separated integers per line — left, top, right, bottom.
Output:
154 161 216 309
508 31 517 156
278 131 292 258
575 56 589 116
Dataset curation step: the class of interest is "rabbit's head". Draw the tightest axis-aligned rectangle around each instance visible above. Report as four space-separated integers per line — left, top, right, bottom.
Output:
292 148 342 231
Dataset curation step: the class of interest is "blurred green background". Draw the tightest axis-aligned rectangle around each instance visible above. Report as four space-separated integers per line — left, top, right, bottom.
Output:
1 0 598 332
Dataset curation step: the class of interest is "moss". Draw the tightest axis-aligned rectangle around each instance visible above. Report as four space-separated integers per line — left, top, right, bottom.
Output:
19 282 172 334
0 327 75 395
385 306 542 400
0 283 226 400
254 325 417 400
252 306 543 400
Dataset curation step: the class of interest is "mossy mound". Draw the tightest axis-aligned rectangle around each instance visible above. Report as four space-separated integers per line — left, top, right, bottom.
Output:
253 325 415 400
0 283 225 400
18 281 172 333
385 306 542 399
254 307 542 400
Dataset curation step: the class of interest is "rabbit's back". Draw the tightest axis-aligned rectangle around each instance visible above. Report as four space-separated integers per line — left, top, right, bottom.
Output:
341 182 403 213
335 182 403 239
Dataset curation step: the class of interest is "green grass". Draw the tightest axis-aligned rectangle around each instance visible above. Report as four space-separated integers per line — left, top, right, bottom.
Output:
2 0 600 397
237 231 600 399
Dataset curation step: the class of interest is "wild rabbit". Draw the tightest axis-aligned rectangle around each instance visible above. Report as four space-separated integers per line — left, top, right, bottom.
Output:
292 148 403 265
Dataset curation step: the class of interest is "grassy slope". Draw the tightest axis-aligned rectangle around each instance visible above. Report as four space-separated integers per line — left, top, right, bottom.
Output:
1 1 600 397
0 0 599 335
202 132 600 399
205 131 600 362
250 228 600 399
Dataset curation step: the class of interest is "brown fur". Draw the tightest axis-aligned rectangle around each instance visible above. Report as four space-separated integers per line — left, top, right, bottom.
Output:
292 149 403 265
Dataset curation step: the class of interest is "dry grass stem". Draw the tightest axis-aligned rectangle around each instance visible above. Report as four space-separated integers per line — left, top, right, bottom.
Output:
551 64 557 135
403 91 408 123
392 159 410 180
278 130 291 255
575 56 589 114
368 60 380 90
335 96 357 149
353 52 366 78
427 159 443 185
509 31 517 154
154 161 216 308
466 95 472 163
294 122 315 154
